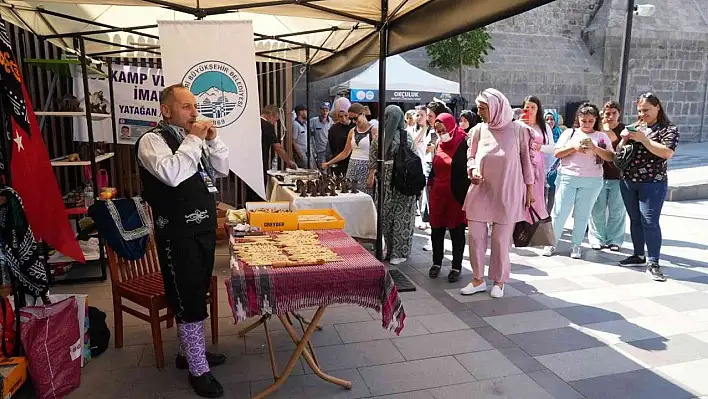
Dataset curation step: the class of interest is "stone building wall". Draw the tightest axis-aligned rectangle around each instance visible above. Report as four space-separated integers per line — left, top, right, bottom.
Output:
297 0 708 142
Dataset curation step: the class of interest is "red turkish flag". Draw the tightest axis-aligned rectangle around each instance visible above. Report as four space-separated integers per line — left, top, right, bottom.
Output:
4 62 85 263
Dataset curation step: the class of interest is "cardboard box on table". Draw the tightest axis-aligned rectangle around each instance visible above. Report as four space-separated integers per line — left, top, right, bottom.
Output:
245 202 298 231
296 209 346 230
0 357 27 399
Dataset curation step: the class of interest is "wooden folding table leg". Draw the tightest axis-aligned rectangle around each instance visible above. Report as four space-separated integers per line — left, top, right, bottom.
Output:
280 308 352 389
250 307 351 399
238 314 269 337
293 312 323 331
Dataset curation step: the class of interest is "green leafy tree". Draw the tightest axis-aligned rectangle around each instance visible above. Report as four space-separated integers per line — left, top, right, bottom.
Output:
425 28 494 71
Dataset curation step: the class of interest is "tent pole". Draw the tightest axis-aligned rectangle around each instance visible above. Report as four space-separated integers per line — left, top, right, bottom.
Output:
106 58 122 194
375 0 389 261
305 47 311 169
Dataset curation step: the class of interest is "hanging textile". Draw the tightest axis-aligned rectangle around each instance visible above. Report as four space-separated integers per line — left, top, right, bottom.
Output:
88 198 152 261
0 16 84 263
0 186 49 298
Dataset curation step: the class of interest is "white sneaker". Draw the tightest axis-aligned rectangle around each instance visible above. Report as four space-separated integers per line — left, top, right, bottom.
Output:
591 244 602 250
422 239 433 252
460 280 487 296
490 284 504 298
542 246 555 257
570 245 582 259
390 257 407 265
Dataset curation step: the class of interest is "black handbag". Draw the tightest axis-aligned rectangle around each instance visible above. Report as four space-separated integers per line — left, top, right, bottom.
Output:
513 207 554 248
613 141 640 171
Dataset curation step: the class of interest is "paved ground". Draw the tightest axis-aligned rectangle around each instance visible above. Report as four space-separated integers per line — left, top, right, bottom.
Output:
55 199 708 399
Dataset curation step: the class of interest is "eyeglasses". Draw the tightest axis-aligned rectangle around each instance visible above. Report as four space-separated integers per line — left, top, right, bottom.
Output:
639 92 656 99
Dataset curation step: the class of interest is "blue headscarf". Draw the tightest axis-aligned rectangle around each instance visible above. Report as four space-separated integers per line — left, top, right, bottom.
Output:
544 110 563 142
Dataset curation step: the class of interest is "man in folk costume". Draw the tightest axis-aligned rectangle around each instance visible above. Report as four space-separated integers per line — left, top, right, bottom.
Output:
136 83 229 398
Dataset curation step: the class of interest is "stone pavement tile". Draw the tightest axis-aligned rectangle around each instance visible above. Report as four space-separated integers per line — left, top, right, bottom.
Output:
411 312 470 333
510 278 586 295
444 285 524 303
675 275 708 292
210 350 306 384
576 318 662 345
157 382 251 399
498 346 547 373
684 309 708 322
401 298 451 317
249 368 370 399
508 327 605 357
651 291 708 312
369 391 435 399
529 281 697 309
467 296 549 317
570 369 696 399
596 270 659 285
452 310 489 329
398 286 435 301
434 292 473 313
428 374 554 399
564 275 614 289
299 305 374 325
472 326 515 349
554 303 643 325
82 345 144 373
527 370 585 399
392 329 492 361
72 366 191 398
536 346 645 382
615 334 708 368
615 298 678 317
454 349 524 380
358 356 475 396
484 310 572 335
311 340 405 372
334 319 429 344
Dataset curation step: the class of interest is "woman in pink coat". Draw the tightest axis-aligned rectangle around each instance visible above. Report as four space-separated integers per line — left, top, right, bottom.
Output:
461 89 535 299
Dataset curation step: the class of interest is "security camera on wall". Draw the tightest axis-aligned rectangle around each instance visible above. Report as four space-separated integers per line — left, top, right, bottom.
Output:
634 4 656 17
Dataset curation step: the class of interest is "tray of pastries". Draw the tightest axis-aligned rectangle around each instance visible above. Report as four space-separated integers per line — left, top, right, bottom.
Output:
232 231 343 267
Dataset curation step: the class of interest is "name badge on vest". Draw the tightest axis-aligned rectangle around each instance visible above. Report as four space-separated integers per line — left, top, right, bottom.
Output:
200 170 219 193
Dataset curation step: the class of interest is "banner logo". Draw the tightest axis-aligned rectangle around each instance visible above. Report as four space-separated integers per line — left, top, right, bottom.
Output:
182 60 247 127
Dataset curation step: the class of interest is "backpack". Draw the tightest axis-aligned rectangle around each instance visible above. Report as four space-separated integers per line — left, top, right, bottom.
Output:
88 306 110 357
392 129 426 196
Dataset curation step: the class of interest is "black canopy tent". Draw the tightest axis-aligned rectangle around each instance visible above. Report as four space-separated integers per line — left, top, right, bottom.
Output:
0 0 555 260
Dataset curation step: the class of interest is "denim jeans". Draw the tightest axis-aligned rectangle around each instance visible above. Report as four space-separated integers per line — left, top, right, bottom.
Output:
620 180 667 262
589 179 627 246
551 174 604 247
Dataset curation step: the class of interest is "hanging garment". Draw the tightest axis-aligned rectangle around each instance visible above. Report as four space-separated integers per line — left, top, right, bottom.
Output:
88 197 152 261
0 17 84 263
0 186 50 298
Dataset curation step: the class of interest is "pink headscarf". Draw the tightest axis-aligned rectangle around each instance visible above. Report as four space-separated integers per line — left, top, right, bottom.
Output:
476 88 513 131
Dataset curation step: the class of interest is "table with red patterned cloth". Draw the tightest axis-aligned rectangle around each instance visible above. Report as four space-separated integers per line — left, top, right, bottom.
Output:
225 229 406 399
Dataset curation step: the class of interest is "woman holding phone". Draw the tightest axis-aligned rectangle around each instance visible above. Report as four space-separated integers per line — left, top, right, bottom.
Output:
615 93 679 281
543 103 615 259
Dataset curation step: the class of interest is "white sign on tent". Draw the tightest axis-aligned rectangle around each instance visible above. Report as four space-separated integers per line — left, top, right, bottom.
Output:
74 64 165 144
157 20 264 199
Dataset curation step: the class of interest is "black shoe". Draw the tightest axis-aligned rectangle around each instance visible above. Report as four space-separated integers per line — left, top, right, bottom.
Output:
429 265 441 279
619 255 646 267
646 262 667 282
188 372 224 398
176 352 226 370
448 269 461 283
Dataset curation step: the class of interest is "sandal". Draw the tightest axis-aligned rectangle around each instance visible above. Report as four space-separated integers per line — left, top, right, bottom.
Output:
429 265 441 279
609 244 620 252
448 269 461 283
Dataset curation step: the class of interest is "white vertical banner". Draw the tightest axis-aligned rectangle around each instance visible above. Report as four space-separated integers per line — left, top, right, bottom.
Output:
157 20 264 199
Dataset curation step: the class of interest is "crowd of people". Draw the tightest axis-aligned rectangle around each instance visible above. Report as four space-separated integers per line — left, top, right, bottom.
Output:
255 88 679 298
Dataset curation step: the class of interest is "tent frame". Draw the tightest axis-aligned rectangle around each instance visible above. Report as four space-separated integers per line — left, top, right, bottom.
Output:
2 0 553 261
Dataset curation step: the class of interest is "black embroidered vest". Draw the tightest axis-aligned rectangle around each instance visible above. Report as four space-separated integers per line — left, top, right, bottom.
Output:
136 125 217 238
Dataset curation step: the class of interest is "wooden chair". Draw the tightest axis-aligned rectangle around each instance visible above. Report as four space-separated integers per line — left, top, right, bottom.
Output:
105 231 218 369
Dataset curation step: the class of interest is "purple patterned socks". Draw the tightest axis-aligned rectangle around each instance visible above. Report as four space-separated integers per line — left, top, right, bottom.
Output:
177 321 210 376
